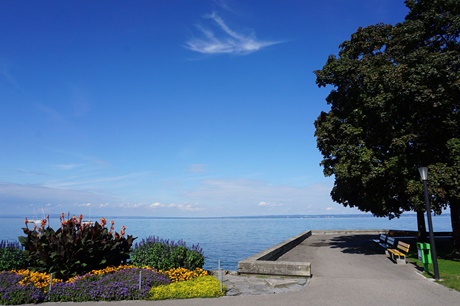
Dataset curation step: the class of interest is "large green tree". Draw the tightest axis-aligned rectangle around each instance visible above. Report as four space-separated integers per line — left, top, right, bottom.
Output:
314 0 460 253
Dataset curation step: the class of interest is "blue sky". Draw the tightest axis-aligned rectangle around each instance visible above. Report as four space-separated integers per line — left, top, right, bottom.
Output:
0 0 409 218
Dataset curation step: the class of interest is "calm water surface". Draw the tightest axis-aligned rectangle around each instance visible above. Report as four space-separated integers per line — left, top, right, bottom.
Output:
1 215 451 270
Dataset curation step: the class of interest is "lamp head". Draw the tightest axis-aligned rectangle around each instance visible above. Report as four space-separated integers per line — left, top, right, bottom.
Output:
418 167 428 181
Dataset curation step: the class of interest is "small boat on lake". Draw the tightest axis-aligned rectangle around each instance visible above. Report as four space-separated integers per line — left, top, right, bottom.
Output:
25 219 42 225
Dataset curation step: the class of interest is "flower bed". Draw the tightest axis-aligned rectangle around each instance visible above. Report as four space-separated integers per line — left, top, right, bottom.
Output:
0 265 222 304
0 214 222 304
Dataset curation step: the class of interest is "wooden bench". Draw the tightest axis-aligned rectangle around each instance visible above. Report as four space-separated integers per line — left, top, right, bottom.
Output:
373 234 394 249
387 241 410 264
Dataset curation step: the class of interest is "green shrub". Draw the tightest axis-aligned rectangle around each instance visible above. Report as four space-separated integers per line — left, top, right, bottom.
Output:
131 236 204 270
149 276 226 300
18 214 136 281
0 241 27 271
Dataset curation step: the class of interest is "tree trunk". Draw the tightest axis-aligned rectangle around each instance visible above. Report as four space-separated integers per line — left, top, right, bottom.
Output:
417 211 428 242
450 201 460 256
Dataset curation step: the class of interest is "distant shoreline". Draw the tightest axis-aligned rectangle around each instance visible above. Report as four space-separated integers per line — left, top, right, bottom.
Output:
3 213 450 220
2 213 450 220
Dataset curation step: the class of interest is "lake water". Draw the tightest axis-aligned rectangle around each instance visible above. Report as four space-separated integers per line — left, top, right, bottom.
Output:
1 214 452 270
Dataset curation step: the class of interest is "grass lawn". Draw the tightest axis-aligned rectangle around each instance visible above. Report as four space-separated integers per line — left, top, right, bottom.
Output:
407 244 460 292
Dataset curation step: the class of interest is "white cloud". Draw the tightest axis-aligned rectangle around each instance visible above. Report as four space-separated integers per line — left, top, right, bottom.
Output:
182 178 361 216
0 177 361 217
150 202 163 208
258 201 282 207
185 12 281 55
150 202 204 212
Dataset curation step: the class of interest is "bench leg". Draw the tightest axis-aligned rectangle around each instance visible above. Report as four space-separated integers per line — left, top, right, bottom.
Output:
388 252 406 264
395 257 406 265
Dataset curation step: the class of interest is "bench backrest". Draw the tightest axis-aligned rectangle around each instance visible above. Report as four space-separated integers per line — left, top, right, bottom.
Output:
379 234 387 242
397 241 410 254
386 237 395 247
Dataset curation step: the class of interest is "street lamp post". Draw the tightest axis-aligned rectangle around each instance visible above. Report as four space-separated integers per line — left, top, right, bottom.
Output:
418 167 440 280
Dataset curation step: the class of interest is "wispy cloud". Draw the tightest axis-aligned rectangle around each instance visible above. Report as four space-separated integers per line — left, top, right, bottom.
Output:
16 169 48 176
0 63 21 90
0 182 119 215
53 164 81 170
44 171 151 190
213 0 233 12
185 12 280 55
189 163 207 173
36 103 66 123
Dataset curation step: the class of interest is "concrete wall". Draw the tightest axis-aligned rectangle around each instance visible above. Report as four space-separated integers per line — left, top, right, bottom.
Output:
237 231 312 277
237 230 384 277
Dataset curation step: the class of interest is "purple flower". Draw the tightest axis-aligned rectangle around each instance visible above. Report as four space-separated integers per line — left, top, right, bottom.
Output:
0 272 45 304
46 268 169 302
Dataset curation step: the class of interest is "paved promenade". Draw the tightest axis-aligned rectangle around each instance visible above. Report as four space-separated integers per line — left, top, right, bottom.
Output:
23 232 460 306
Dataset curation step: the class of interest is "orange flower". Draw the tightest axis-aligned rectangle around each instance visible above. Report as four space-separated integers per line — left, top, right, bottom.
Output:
100 218 107 227
41 218 47 228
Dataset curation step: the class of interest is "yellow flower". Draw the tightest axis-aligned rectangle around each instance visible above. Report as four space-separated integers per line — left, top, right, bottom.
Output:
162 267 209 283
14 269 62 291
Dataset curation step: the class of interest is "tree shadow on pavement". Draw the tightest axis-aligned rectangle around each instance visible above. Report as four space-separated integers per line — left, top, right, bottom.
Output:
324 234 384 255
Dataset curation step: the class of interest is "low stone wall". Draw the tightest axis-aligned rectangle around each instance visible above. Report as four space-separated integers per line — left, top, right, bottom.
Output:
237 230 312 277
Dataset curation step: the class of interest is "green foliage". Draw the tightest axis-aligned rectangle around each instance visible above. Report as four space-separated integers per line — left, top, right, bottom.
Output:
313 0 460 237
0 241 27 271
130 236 204 271
18 215 136 281
149 276 225 300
